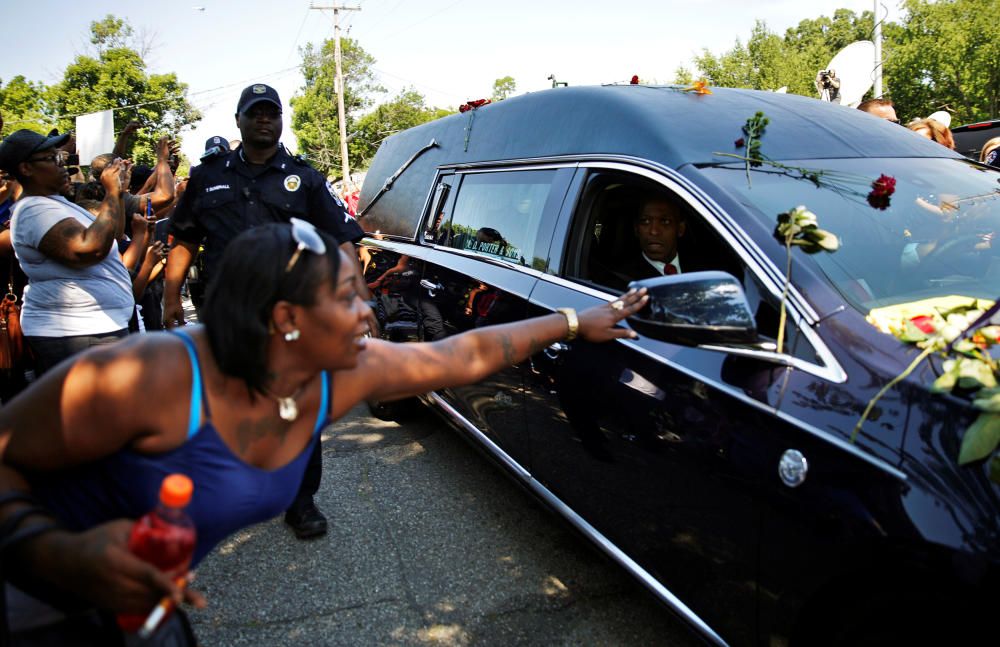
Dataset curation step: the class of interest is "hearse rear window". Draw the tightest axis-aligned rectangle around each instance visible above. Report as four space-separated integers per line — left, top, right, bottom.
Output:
441 170 556 266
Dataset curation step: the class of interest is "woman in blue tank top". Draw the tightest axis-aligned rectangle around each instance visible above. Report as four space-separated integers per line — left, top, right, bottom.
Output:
0 219 647 638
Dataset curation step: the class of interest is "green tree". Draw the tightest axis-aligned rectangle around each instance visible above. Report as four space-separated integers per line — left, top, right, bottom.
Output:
491 76 516 101
683 11 875 97
886 0 999 123
690 21 811 93
672 66 695 85
291 37 385 176
49 15 200 165
348 88 452 169
0 75 52 136
676 3 998 123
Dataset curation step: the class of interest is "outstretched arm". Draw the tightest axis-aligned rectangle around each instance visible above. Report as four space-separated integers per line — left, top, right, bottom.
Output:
336 288 647 411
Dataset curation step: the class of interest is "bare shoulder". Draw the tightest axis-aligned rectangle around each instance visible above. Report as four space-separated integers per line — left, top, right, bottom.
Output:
70 331 193 402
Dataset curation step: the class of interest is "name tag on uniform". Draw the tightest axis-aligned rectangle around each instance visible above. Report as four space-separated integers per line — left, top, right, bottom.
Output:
206 184 231 193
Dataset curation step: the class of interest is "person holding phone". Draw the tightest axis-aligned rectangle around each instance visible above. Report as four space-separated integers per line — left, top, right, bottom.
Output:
0 129 134 374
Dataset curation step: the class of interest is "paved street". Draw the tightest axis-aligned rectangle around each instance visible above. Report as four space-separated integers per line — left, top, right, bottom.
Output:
188 403 701 646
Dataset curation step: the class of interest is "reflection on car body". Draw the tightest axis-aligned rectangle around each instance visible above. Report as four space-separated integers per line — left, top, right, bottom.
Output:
357 85 999 646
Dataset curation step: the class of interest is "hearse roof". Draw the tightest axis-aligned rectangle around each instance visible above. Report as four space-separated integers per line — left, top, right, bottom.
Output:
358 84 960 236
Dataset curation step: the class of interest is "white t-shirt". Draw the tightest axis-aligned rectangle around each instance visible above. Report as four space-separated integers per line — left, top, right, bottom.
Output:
11 196 133 337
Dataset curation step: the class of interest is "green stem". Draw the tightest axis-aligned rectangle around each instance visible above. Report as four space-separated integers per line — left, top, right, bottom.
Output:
777 238 792 355
851 346 935 444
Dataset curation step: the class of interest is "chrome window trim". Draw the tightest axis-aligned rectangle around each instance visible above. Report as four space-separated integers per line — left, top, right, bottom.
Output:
532 158 846 381
425 391 729 647
399 163 579 271
363 237 550 280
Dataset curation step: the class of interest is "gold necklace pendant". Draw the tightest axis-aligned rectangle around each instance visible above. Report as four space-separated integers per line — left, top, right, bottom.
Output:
277 396 299 422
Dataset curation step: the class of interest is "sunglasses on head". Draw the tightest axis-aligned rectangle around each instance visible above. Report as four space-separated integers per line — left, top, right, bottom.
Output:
284 218 326 273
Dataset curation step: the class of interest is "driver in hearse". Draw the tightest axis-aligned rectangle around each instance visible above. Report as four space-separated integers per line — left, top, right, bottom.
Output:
625 194 687 278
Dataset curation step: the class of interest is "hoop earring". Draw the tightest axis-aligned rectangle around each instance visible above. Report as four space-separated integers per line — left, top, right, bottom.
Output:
284 329 301 342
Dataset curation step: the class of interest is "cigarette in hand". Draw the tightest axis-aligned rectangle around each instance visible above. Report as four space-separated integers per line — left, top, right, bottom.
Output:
137 574 188 639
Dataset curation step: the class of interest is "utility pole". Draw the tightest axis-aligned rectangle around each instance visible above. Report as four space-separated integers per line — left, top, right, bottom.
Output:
309 2 360 185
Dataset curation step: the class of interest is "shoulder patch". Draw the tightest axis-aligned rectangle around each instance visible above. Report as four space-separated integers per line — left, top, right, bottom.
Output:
326 184 346 209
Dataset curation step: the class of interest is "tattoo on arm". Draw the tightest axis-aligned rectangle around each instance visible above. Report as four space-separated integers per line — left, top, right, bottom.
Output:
37 218 87 263
500 334 516 365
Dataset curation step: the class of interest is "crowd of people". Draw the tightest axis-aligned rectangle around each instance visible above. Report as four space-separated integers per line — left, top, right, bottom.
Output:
0 81 995 644
0 84 643 644
858 97 1000 165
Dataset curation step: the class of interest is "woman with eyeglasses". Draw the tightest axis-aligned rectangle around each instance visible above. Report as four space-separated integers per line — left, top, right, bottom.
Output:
0 218 647 642
0 129 135 376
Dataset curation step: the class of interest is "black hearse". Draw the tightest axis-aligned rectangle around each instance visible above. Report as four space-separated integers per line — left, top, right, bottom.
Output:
357 86 1000 646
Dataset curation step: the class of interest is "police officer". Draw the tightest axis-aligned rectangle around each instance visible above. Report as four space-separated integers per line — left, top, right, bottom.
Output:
163 83 364 539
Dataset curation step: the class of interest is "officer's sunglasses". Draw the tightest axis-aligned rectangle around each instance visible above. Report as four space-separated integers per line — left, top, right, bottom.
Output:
285 218 327 273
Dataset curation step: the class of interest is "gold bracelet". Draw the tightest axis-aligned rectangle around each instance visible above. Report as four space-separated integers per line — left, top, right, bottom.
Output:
556 308 578 341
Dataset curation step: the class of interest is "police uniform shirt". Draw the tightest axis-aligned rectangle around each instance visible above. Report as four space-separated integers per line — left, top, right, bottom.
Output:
169 145 363 277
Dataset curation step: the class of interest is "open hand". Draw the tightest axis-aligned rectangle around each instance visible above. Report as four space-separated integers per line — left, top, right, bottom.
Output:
156 136 172 160
577 287 648 342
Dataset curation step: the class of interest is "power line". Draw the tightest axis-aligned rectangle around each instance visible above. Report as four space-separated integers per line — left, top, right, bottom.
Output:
285 7 313 65
371 66 466 103
380 0 466 40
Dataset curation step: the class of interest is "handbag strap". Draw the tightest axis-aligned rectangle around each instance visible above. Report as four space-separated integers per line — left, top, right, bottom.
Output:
7 254 14 298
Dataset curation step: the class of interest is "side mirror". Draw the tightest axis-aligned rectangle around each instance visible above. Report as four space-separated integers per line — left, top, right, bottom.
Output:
626 271 758 346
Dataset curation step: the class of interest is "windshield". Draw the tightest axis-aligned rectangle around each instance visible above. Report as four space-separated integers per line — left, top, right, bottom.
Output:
701 158 1000 319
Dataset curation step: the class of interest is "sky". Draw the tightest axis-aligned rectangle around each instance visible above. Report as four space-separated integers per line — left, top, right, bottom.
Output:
0 0 904 166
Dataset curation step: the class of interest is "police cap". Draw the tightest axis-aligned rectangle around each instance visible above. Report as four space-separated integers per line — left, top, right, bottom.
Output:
236 84 282 115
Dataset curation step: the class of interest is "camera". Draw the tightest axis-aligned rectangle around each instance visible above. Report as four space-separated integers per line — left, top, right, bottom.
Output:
818 69 841 89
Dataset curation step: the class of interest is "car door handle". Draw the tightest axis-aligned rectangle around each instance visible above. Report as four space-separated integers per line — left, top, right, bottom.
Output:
419 279 444 296
544 342 568 360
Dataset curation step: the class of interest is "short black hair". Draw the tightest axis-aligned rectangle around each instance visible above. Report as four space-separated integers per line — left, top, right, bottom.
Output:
200 222 342 395
635 192 686 221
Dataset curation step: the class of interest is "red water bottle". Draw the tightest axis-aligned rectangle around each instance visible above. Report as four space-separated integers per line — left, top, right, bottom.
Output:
116 474 197 633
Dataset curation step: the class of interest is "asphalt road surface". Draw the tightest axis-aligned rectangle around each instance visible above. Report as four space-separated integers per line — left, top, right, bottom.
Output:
188 403 702 646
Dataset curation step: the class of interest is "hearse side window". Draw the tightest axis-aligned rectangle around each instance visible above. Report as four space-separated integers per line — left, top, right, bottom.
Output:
565 170 818 362
442 170 556 266
424 174 456 244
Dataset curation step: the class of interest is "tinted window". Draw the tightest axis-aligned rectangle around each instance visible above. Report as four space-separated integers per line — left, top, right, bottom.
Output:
443 170 556 267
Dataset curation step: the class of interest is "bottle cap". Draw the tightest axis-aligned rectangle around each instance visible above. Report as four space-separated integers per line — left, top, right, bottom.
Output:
160 474 194 508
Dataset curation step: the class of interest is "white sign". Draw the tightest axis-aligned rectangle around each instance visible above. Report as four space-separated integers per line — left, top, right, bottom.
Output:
75 110 115 166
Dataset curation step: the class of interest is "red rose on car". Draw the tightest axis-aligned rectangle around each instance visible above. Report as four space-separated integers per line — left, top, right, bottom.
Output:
867 174 896 210
459 99 492 113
